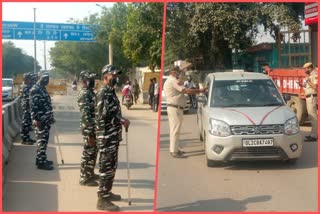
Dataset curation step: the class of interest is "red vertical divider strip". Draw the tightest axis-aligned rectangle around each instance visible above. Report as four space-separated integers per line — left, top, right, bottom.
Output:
153 1 167 212
317 2 320 212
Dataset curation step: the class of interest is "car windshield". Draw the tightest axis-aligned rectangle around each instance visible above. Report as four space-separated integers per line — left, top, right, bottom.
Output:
210 79 284 108
2 79 13 87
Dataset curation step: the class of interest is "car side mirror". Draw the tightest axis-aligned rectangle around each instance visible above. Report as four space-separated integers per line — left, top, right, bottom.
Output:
283 94 291 102
197 95 207 104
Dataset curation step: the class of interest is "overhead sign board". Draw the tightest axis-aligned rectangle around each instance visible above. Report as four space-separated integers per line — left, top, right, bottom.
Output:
2 21 98 42
305 2 318 25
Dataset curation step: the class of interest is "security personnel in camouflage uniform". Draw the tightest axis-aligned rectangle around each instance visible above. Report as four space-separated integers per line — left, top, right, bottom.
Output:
96 64 130 211
31 73 39 85
302 62 318 142
20 72 36 145
78 70 99 186
30 72 55 170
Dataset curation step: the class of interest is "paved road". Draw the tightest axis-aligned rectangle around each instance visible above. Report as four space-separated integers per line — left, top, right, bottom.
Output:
156 110 317 212
3 87 157 212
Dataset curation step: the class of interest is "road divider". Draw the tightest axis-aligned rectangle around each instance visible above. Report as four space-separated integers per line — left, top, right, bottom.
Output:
2 97 22 170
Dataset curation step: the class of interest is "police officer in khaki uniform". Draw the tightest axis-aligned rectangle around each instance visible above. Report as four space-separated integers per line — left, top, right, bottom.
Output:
302 62 318 142
163 66 207 158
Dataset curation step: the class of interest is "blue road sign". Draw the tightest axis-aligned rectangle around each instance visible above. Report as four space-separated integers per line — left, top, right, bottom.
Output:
2 21 97 42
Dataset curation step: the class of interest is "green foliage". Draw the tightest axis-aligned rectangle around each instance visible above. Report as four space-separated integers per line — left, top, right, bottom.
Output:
123 3 163 70
2 41 41 78
166 3 304 70
49 41 107 77
96 3 132 72
50 3 163 77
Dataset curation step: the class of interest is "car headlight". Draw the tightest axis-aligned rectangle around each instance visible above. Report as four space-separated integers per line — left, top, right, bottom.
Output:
209 118 231 137
284 117 299 135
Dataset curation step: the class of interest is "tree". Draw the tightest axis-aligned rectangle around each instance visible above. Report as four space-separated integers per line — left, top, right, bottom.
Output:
96 3 132 73
123 3 163 71
49 3 163 77
2 41 41 78
165 3 305 70
49 41 107 77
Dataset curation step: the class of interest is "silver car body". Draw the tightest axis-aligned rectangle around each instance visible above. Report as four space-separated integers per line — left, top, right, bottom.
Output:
161 76 190 113
2 78 14 101
197 72 302 165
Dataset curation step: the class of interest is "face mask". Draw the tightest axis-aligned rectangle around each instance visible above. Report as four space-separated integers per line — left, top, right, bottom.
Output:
88 79 95 88
111 78 118 87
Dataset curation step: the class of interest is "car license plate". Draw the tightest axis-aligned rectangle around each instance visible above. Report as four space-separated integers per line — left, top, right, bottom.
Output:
242 139 274 147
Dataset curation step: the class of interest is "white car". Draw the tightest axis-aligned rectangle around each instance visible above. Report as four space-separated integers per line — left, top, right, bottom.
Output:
161 76 191 113
197 71 302 167
2 78 14 101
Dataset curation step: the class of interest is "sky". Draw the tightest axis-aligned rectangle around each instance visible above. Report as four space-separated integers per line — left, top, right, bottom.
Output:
2 2 114 69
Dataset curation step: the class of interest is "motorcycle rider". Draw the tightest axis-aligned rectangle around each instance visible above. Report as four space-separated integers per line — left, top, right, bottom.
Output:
122 81 133 105
183 75 197 108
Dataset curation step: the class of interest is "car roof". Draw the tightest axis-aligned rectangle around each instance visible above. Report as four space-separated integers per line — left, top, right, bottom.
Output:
207 71 270 81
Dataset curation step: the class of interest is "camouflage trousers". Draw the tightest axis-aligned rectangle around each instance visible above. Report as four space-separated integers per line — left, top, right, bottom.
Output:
97 138 120 198
80 135 98 182
21 111 32 141
35 124 51 164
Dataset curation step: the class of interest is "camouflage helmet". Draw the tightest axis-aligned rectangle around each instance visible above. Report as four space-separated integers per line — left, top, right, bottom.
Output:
38 72 50 85
80 70 97 80
23 72 32 81
31 73 39 84
80 70 90 80
39 71 49 80
101 64 122 75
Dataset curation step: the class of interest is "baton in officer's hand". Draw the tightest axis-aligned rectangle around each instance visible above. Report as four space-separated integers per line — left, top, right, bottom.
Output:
125 124 132 205
53 124 65 164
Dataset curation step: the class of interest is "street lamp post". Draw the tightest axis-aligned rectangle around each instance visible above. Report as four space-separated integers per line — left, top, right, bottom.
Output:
96 4 113 65
33 8 37 73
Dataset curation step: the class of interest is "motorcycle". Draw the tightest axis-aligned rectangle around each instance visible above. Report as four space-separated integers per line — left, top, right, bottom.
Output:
124 95 133 110
189 94 197 109
189 87 198 109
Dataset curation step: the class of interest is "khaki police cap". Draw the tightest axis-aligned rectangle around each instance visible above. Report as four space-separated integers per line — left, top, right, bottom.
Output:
303 62 313 69
170 65 182 74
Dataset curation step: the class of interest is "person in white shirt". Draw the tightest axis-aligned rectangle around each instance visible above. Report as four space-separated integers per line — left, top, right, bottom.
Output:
183 75 197 108
153 78 160 112
183 75 196 89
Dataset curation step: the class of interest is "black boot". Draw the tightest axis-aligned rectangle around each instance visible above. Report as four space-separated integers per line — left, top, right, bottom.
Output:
36 160 53 166
93 174 100 180
29 138 36 143
109 192 122 201
21 139 35 145
80 177 98 186
97 197 120 211
37 162 54 170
